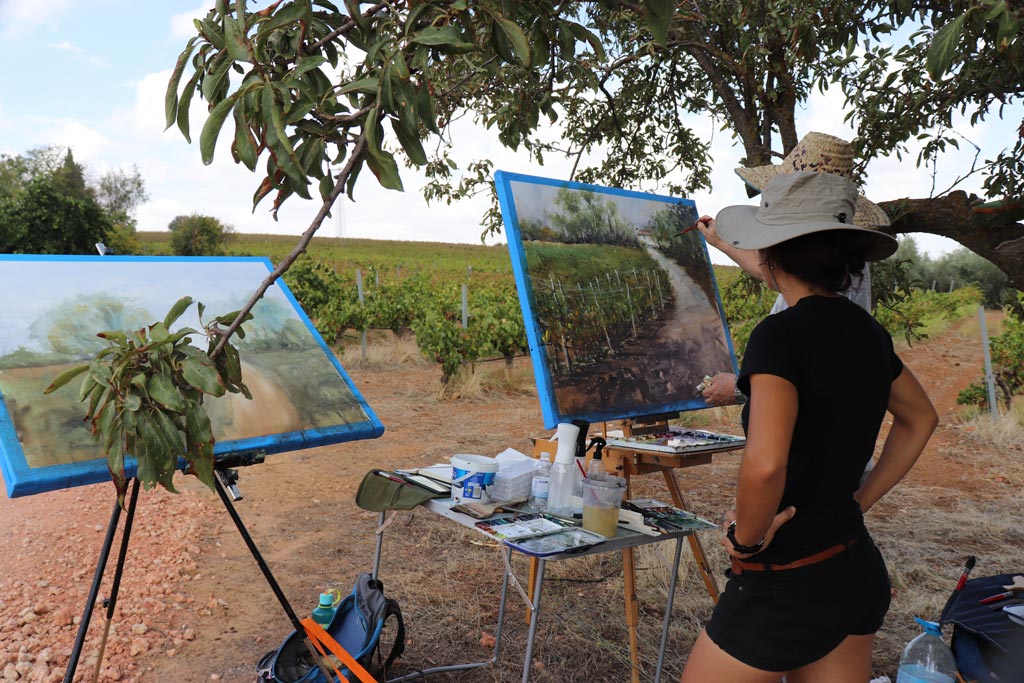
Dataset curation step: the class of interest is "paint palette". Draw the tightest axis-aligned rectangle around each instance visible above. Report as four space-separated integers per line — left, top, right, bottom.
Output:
605 428 745 454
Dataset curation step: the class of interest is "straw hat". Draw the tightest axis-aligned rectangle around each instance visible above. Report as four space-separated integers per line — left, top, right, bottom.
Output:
734 132 890 228
716 172 897 261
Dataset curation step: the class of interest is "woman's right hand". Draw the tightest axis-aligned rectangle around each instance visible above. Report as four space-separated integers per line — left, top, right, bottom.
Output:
694 215 724 249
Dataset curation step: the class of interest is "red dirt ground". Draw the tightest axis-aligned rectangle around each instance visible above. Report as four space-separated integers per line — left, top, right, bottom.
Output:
0 312 1018 682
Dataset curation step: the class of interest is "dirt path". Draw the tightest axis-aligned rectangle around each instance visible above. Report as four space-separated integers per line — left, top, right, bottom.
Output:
0 311 1020 682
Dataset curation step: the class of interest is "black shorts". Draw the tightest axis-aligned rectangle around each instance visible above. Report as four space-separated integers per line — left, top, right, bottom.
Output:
705 531 891 672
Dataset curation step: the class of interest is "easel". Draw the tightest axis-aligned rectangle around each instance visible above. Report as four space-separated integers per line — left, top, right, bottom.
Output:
525 413 736 683
62 452 334 683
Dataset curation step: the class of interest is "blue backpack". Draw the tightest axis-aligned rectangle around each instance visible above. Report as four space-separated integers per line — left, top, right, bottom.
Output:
941 573 1024 683
257 574 405 683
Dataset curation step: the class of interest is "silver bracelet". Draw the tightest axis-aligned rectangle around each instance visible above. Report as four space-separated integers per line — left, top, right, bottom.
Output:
733 386 747 403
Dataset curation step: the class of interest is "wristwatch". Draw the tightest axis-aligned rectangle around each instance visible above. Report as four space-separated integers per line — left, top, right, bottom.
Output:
726 520 764 554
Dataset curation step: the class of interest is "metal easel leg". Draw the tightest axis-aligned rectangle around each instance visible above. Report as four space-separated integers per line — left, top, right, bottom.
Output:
63 479 140 683
622 546 642 683
661 470 719 601
654 537 685 683
213 471 334 682
521 558 546 683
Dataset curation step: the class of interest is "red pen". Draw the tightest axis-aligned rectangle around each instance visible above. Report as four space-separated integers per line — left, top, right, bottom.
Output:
979 590 1015 605
955 555 976 591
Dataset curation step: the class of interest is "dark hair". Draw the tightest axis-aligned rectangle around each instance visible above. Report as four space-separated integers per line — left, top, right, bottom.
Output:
761 230 871 293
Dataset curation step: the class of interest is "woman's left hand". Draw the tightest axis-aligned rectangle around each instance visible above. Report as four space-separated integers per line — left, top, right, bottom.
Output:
718 506 797 559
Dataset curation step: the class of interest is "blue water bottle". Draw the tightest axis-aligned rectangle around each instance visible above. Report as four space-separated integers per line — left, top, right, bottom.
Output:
312 592 336 628
896 618 957 683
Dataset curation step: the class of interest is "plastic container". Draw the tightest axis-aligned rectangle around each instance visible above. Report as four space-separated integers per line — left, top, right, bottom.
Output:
588 448 605 477
490 451 535 501
581 474 626 537
546 450 576 517
312 592 336 627
527 452 552 510
895 618 957 683
450 454 499 505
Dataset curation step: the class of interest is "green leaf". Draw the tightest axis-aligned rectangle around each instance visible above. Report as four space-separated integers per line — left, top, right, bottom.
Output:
996 10 1019 49
181 358 226 396
177 72 200 143
124 393 142 412
409 25 475 50
292 55 327 79
927 15 967 80
200 93 238 165
645 0 674 47
390 118 427 165
338 77 379 95
44 365 89 394
493 17 531 66
223 15 250 62
366 147 404 191
165 38 198 130
148 373 186 412
262 83 312 197
164 296 194 328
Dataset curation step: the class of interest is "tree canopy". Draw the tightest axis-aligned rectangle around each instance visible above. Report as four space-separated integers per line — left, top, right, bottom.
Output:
0 146 150 255
166 0 1024 323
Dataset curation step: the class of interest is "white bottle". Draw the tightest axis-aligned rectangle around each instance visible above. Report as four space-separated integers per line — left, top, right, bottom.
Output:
896 618 957 683
546 449 576 517
527 452 552 511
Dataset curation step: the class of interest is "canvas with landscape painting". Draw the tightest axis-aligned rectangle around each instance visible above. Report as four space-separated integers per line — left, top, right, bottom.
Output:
0 256 383 497
494 171 737 428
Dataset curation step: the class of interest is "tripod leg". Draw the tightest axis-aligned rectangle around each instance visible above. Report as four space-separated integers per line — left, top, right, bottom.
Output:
64 486 129 683
213 473 334 681
90 479 141 683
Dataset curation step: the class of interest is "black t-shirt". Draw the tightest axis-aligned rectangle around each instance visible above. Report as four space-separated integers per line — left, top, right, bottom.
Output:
737 295 904 562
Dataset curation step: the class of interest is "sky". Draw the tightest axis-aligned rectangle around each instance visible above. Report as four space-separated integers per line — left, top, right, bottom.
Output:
1 1 1019 265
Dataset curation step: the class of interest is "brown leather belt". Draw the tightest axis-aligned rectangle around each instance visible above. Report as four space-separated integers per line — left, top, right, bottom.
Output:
731 538 858 575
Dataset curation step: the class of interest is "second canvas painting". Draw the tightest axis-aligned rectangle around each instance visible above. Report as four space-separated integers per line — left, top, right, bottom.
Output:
495 171 737 428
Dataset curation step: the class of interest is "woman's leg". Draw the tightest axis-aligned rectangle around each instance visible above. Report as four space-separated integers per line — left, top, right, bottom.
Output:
785 633 875 683
681 630 790 683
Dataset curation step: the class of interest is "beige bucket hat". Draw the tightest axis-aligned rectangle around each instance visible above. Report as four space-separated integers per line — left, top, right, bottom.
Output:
734 132 890 229
716 171 898 261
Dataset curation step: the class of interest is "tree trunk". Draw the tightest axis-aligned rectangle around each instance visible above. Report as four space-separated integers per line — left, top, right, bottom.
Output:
880 191 1024 291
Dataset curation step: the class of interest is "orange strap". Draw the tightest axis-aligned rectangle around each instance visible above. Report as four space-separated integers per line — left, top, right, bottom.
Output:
300 617 380 683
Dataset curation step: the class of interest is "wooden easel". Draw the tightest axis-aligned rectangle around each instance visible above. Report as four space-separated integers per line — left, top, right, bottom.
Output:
525 415 731 683
600 415 722 683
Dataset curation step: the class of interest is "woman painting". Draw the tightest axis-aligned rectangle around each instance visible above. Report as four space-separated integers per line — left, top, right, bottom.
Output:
681 171 939 683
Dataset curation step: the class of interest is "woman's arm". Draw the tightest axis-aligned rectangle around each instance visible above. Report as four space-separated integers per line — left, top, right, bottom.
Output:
695 216 765 281
855 366 938 513
730 373 798 549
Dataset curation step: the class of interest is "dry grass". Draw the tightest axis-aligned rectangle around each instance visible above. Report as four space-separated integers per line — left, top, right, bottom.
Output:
959 398 1024 439
433 362 538 402
340 332 427 369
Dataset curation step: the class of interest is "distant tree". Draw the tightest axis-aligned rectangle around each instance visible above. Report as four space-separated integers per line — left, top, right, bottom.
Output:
889 236 930 287
50 149 92 202
94 165 149 255
930 248 1010 306
0 175 111 254
94 166 149 219
168 214 234 255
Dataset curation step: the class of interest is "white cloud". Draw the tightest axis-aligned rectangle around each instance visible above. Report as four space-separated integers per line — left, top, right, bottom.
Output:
49 40 80 53
51 121 110 161
0 0 72 38
168 3 209 40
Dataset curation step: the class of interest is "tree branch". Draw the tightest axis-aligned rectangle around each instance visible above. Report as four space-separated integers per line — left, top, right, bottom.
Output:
210 136 368 357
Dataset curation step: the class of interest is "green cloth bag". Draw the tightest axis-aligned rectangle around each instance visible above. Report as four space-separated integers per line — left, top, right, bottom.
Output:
355 469 446 512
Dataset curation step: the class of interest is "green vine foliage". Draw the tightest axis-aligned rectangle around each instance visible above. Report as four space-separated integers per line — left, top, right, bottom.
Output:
44 297 252 505
958 294 1024 410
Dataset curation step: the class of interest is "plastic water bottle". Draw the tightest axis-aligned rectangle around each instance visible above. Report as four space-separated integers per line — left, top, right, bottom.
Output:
896 618 957 683
312 592 336 628
546 450 576 517
528 452 552 511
